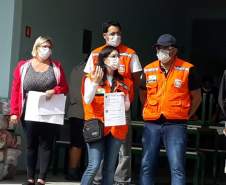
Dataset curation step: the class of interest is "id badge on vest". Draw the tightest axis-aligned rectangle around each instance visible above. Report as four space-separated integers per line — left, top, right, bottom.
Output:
174 79 183 88
118 64 125 74
147 75 157 83
96 87 105 95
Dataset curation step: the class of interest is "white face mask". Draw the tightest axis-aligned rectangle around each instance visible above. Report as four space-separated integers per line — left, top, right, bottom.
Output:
106 57 119 70
38 47 52 60
106 35 121 47
157 49 171 64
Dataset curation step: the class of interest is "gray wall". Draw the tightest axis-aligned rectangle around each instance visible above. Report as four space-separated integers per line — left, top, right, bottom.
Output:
17 0 194 79
0 0 15 98
4 0 226 97
0 0 22 98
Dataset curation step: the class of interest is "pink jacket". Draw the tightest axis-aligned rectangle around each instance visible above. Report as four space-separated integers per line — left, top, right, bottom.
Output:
10 59 69 117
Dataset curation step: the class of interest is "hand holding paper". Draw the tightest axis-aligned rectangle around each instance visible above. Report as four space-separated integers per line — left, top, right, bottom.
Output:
45 89 55 100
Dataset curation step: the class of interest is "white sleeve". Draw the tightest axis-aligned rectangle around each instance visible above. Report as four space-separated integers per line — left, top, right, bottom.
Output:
124 94 130 111
84 54 94 73
130 54 142 73
84 77 98 104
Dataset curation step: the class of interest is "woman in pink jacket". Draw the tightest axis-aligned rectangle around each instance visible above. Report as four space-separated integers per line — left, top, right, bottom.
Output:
10 36 68 185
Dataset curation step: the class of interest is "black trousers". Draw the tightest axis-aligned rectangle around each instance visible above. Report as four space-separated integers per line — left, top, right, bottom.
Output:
22 120 58 180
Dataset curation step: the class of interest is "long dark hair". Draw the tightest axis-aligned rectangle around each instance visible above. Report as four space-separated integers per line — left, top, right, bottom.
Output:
97 46 123 84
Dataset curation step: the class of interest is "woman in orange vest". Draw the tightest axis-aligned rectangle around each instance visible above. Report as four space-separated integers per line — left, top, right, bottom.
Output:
80 46 131 185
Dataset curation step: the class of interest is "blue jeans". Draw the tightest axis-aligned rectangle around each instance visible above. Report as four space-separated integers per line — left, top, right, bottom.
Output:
140 122 187 185
81 134 122 185
93 111 132 185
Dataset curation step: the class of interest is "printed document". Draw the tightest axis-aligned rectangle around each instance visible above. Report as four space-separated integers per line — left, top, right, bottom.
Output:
24 91 66 125
104 92 126 127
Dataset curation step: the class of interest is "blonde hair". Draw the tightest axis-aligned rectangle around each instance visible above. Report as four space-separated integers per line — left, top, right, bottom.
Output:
31 36 53 57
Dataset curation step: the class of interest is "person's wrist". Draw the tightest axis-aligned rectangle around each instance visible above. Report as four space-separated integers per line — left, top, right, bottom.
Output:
90 76 99 85
91 80 99 86
51 89 55 94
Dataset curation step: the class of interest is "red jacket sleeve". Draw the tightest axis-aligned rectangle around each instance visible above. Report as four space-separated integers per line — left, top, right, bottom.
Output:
10 62 22 116
53 62 69 94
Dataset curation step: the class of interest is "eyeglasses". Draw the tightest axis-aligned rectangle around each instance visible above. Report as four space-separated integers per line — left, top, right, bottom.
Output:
107 32 121 37
156 46 174 50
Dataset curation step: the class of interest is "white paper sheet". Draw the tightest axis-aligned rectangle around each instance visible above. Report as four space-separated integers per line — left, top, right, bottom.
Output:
24 91 66 125
38 94 66 115
104 92 126 127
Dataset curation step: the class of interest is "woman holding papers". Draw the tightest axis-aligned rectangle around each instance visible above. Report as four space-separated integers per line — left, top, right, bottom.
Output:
9 36 68 185
81 46 131 185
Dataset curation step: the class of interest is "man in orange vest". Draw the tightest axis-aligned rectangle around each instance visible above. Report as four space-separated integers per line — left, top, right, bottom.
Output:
84 20 142 185
139 34 201 185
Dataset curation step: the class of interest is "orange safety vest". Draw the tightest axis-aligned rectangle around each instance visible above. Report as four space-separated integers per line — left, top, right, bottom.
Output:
91 44 136 101
143 58 194 121
81 76 132 140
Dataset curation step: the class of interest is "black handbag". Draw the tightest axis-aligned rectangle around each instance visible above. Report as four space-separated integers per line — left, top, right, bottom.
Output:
83 119 104 143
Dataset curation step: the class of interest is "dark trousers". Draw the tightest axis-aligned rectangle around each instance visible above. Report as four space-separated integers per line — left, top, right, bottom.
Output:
22 120 58 180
